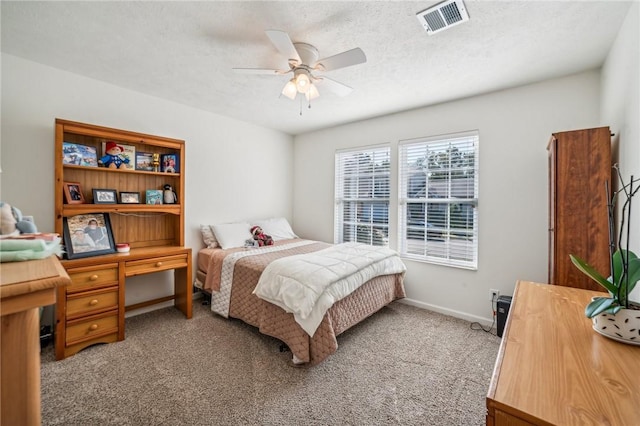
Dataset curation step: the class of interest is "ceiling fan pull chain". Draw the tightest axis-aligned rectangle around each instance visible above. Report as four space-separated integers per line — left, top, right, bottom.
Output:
299 96 303 116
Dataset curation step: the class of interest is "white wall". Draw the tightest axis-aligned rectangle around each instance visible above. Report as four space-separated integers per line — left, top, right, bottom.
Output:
293 71 602 323
0 53 293 315
601 2 640 300
2 2 638 324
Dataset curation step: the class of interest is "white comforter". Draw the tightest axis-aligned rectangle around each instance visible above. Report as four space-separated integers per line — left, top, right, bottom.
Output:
253 242 406 336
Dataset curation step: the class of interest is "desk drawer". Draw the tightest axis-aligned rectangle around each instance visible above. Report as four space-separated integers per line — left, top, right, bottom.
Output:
67 264 118 293
66 287 118 319
66 311 118 346
125 254 188 276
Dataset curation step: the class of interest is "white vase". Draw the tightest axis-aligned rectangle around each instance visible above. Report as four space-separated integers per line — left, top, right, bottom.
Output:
592 308 640 346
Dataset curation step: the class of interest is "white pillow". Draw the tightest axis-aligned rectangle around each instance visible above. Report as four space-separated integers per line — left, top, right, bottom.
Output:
211 222 252 249
199 225 218 248
253 217 297 241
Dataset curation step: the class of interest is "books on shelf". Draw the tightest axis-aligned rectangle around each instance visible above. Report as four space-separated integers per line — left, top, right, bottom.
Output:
63 142 98 167
145 190 163 205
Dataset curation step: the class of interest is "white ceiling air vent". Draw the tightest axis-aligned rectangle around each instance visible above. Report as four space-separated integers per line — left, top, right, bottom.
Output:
416 0 469 35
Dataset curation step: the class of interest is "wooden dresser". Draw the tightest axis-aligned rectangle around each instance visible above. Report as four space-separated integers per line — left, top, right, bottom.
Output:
486 281 640 425
1 256 70 426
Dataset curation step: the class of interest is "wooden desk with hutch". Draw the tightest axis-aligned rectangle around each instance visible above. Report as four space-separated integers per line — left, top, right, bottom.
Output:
486 281 640 425
54 119 192 360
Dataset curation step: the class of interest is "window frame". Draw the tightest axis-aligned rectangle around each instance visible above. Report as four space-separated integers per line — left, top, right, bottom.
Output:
334 144 391 247
398 131 479 269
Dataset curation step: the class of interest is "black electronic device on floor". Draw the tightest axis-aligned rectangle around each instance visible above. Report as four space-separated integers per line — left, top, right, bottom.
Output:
496 295 512 338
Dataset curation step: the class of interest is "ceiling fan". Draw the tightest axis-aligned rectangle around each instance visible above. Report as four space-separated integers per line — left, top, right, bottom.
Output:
233 30 367 103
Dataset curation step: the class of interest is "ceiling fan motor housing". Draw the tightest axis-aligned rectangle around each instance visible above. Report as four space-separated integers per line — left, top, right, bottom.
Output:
293 42 319 68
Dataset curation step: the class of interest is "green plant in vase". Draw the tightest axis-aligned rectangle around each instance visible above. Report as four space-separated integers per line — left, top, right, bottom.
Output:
570 165 640 343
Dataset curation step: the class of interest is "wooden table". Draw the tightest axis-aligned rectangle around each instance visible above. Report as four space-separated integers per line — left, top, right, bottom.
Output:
1 256 70 426
487 280 640 425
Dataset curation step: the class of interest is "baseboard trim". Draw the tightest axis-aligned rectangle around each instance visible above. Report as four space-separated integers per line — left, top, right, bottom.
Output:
398 297 495 328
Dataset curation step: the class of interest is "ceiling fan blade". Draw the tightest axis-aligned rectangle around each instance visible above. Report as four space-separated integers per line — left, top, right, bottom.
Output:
315 48 366 72
265 30 301 63
232 68 289 75
314 76 353 97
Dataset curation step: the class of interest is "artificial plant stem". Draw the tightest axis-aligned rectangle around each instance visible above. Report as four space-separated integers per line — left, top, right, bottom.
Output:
606 180 615 281
625 176 633 308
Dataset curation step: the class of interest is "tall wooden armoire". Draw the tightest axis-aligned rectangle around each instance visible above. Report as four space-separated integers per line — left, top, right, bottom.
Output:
548 126 612 291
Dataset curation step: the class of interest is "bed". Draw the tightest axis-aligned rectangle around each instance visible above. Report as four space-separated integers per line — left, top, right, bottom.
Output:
196 221 406 365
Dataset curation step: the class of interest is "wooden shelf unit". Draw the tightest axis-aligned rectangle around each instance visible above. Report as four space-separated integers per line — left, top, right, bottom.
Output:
54 119 192 360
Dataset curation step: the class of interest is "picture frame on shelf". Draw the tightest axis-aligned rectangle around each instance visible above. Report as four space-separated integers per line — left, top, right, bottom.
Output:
63 182 85 204
62 213 116 259
92 188 118 204
145 189 163 205
161 154 179 173
119 191 140 204
100 141 135 170
135 152 155 171
63 142 98 167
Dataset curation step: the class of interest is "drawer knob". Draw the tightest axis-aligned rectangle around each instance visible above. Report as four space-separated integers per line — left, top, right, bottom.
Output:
155 261 163 267
89 299 99 306
89 324 99 331
89 274 99 281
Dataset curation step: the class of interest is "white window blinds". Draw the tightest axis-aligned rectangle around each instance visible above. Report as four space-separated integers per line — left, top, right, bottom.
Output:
399 131 479 269
335 146 390 246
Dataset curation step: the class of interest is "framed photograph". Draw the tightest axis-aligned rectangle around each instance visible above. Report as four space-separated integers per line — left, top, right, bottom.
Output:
93 188 117 204
135 152 155 171
62 213 116 259
119 191 140 204
63 142 98 167
63 182 85 204
161 154 180 173
145 189 163 205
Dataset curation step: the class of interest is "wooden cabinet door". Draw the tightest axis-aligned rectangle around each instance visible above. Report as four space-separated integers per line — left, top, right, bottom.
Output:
548 127 611 291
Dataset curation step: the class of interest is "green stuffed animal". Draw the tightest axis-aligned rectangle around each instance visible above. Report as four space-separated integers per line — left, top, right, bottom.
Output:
0 202 38 237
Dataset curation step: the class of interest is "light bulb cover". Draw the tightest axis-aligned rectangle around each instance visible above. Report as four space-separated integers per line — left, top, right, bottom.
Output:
305 84 320 101
282 80 297 100
295 72 311 93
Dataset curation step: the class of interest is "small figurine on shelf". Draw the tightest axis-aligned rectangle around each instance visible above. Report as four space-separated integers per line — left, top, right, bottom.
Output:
163 184 177 204
152 153 160 172
99 141 130 169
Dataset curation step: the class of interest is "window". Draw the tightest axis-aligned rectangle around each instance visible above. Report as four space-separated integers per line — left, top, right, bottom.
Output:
398 131 479 269
335 146 390 246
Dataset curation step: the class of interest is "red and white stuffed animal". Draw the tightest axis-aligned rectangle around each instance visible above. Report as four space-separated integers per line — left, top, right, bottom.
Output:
250 225 274 247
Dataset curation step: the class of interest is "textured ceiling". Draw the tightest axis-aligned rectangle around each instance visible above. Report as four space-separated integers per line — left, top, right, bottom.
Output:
1 1 632 135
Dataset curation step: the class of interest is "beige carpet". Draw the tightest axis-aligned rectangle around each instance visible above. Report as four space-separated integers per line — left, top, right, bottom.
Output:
41 300 500 425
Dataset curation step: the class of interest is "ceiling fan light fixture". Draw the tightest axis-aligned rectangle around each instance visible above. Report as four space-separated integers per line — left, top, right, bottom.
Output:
295 72 311 93
236 30 366 107
305 84 320 101
282 79 297 100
